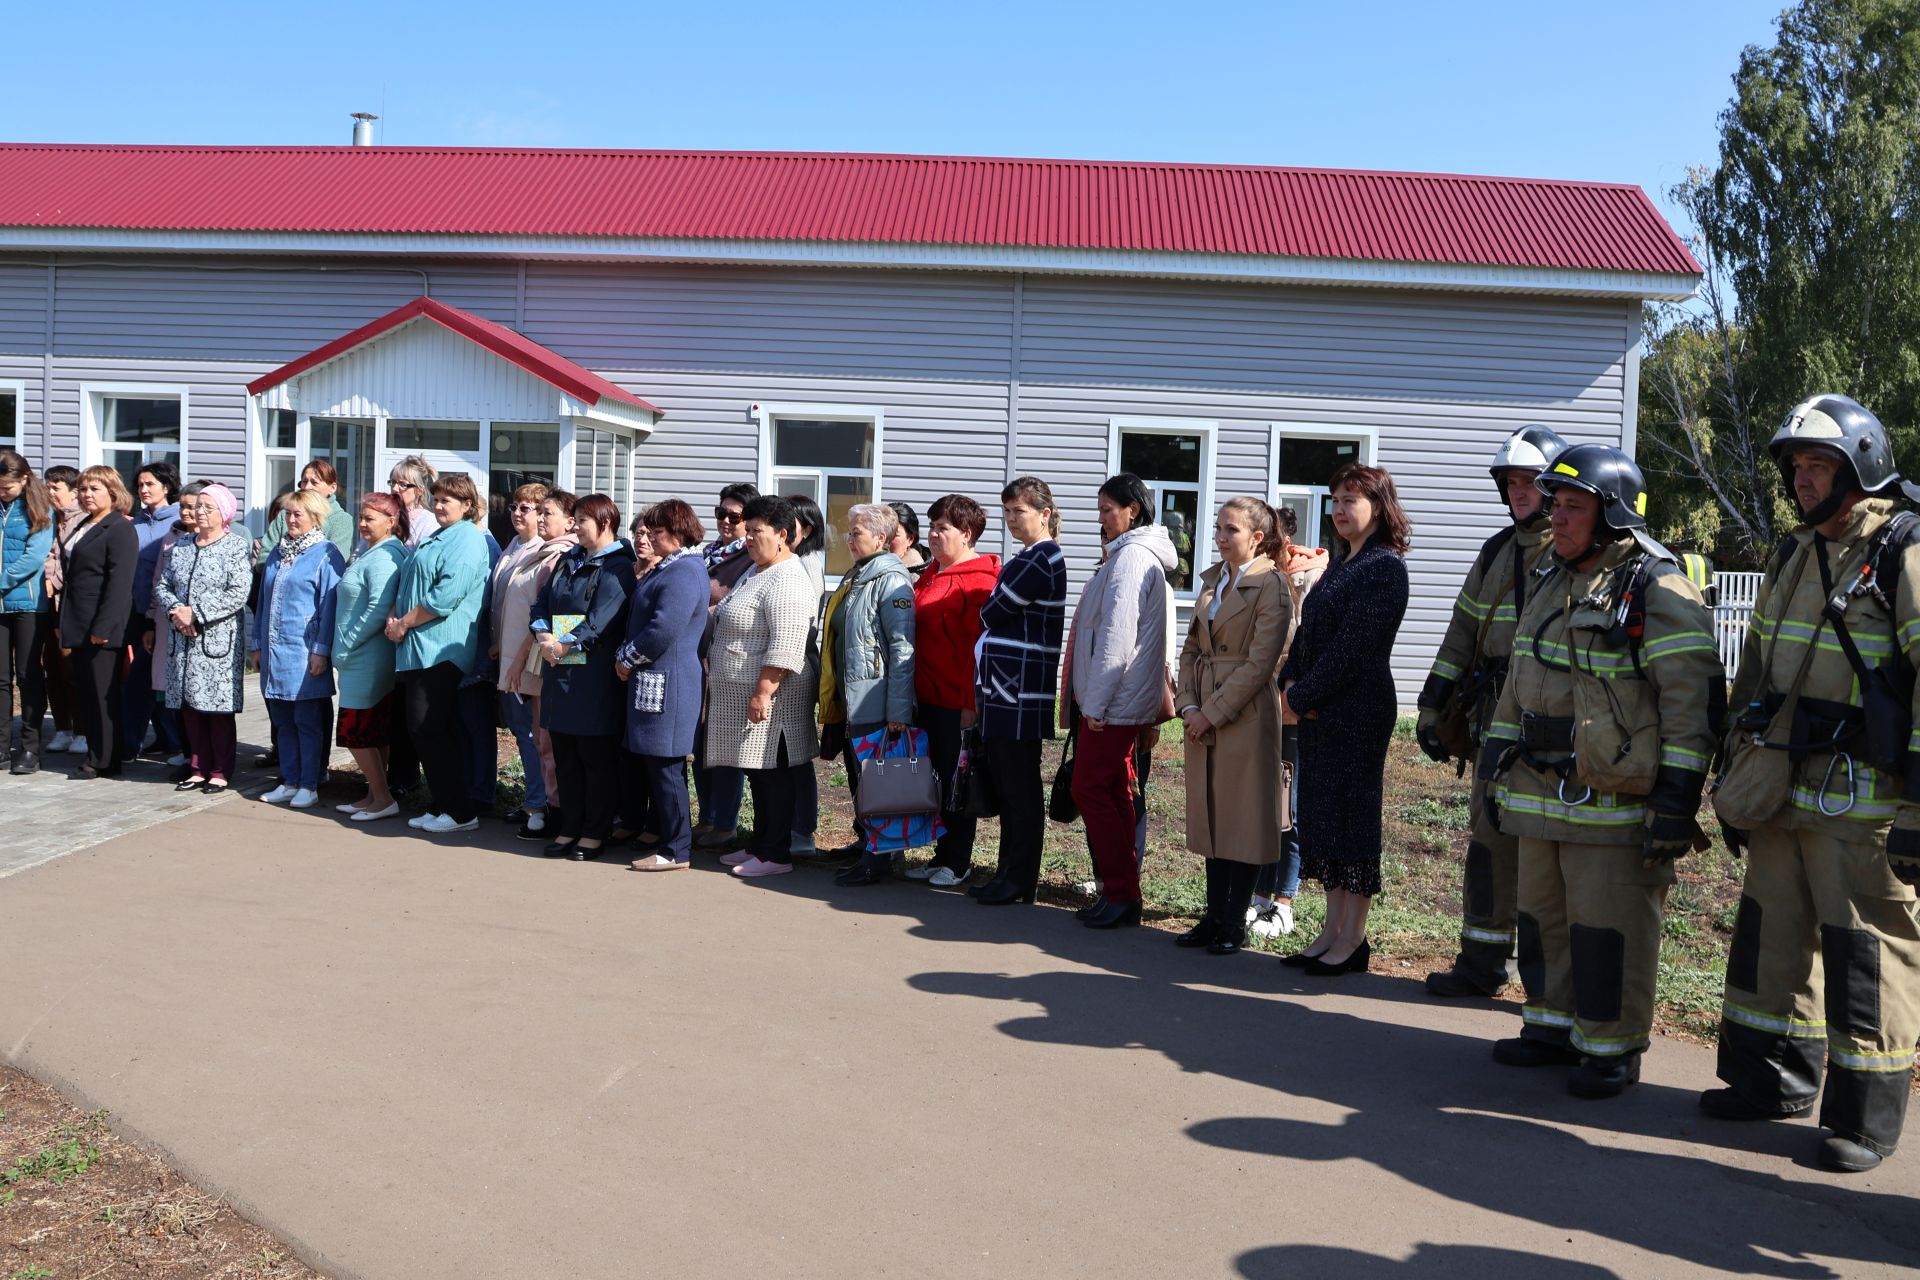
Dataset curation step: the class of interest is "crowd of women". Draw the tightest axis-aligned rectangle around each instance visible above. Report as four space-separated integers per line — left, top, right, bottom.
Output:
0 444 1414 958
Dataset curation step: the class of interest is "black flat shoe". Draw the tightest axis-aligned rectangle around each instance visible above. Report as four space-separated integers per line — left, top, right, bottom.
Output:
1083 899 1142 929
175 777 207 791
502 807 529 825
570 844 604 862
11 752 38 776
1075 896 1109 921
974 880 1035 906
542 840 576 858
1207 930 1246 956
201 781 229 796
1176 918 1221 948
834 853 893 887
968 878 1006 900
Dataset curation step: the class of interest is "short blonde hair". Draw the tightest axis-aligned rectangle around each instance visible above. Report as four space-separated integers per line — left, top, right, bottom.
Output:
846 502 899 544
280 488 332 526
79 465 134 515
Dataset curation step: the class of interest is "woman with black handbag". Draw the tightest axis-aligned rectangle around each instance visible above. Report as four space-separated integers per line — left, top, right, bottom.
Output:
971 477 1069 907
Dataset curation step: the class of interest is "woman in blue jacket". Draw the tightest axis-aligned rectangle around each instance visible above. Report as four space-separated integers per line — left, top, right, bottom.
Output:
616 499 710 871
387 472 491 835
0 449 54 775
532 493 636 861
253 489 346 809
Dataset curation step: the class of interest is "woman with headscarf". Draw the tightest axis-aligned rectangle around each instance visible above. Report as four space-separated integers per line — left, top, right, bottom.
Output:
156 482 252 794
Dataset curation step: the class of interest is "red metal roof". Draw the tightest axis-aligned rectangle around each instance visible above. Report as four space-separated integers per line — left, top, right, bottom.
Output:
0 145 1701 276
246 295 661 415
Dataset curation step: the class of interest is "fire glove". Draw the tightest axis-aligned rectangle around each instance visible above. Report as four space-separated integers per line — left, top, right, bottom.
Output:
1721 823 1748 859
1414 707 1449 764
1888 826 1920 887
1483 786 1503 832
1643 811 1698 863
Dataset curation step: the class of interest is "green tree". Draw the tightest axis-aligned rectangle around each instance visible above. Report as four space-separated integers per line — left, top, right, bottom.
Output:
1638 0 1920 564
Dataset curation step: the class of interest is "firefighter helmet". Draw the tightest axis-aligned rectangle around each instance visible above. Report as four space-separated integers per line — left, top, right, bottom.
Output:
1769 394 1900 516
1535 443 1648 532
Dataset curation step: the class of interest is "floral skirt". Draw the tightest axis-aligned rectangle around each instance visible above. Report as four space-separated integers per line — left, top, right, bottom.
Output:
337 690 396 750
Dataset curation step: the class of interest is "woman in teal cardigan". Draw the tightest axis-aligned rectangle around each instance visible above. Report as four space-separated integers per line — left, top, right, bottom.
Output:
333 492 410 821
386 473 491 833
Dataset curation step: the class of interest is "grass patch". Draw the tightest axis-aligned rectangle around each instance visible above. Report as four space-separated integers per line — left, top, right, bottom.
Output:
4 1111 106 1189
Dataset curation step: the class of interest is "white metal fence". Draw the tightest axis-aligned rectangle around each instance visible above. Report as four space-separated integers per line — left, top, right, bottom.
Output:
1714 571 1765 671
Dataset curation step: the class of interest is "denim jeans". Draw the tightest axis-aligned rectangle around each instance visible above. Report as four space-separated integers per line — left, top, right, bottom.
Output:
500 692 548 810
1256 725 1304 899
266 697 329 791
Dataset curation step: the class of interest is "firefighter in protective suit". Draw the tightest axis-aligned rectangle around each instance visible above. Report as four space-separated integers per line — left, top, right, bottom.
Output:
1480 444 1723 1097
1417 425 1567 998
1701 393 1920 1174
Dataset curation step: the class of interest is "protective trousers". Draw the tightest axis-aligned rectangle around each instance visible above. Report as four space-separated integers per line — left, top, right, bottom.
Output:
1450 775 1522 989
1516 837 1672 1057
1718 825 1920 1157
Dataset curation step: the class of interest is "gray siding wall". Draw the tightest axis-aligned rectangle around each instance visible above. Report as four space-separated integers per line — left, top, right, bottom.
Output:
0 253 1636 705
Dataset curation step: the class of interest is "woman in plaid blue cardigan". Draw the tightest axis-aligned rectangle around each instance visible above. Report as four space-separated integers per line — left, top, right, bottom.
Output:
971 477 1069 906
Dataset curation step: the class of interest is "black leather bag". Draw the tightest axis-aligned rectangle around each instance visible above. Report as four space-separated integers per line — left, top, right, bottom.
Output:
1048 724 1079 823
950 728 999 818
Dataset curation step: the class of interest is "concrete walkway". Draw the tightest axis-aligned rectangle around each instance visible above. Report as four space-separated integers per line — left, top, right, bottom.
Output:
2 802 1917 1279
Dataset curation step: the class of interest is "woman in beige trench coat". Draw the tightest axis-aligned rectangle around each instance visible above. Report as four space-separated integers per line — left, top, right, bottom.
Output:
1174 496 1294 954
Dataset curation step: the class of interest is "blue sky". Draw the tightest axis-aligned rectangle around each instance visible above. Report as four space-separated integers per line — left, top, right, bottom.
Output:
6 0 1782 237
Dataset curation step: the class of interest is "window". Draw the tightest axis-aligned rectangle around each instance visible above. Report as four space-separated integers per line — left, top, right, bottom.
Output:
387 420 481 453
756 406 883 578
262 408 299 508
489 423 561 545
0 382 20 451
311 417 374 507
573 426 637 517
87 387 189 493
1109 417 1216 593
1268 425 1377 551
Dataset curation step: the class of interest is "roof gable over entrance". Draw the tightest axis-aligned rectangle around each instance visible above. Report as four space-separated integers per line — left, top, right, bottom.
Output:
248 296 660 430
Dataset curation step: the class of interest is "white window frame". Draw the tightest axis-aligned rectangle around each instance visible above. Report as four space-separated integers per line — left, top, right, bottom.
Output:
754 403 886 579
1267 422 1379 550
1107 415 1217 597
82 382 192 482
0 379 25 457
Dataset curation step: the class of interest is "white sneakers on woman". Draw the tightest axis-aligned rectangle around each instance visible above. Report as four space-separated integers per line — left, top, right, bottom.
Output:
289 789 319 809
260 785 294 804
418 813 479 833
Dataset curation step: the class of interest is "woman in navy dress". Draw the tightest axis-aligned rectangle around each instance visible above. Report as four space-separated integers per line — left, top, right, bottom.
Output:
1278 463 1411 976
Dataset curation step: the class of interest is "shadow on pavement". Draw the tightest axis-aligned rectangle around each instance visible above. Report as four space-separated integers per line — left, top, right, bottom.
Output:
1238 1243 1623 1278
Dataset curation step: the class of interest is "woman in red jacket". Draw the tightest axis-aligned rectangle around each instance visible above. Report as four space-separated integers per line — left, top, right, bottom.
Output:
909 494 1001 886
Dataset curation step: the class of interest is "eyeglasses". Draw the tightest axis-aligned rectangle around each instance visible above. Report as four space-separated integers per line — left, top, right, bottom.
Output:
714 508 743 523
511 502 540 514
392 481 419 492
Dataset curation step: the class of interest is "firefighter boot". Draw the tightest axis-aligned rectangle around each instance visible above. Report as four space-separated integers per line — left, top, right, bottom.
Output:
1568 1052 1642 1099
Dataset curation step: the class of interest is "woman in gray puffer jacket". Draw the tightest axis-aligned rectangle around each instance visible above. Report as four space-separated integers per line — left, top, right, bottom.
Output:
1069 474 1179 929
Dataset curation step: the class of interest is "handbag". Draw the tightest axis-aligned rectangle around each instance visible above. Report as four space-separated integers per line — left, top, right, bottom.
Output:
950 728 999 818
856 727 942 820
1049 723 1080 823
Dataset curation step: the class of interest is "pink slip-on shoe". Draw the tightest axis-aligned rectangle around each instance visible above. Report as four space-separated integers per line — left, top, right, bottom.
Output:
718 850 755 866
731 857 793 878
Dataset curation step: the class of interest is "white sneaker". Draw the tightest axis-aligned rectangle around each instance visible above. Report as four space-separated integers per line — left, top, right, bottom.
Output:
1249 902 1295 939
904 864 936 881
289 788 319 809
927 866 972 888
407 812 442 829
352 802 401 822
420 813 479 833
167 753 189 768
65 735 88 756
260 785 295 804
47 730 72 753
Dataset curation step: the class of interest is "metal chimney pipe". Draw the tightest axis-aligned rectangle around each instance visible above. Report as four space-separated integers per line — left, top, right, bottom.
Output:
350 113 378 147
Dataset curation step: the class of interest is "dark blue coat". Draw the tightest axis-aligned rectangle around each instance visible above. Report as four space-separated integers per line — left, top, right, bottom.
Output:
533 540 636 738
616 551 709 758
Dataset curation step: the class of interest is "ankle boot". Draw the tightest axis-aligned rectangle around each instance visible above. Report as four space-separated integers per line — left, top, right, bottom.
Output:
1083 899 1141 929
834 851 893 887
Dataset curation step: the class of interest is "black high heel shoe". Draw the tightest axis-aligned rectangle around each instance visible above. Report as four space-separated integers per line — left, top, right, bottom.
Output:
1304 939 1370 976
1176 918 1221 948
1280 948 1327 968
975 880 1035 906
970 877 1009 900
1075 896 1109 921
1083 899 1141 929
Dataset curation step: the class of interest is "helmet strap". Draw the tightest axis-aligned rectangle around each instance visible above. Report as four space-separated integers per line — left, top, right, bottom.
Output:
1798 483 1860 528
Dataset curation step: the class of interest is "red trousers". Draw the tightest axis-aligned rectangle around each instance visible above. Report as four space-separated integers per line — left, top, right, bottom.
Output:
1072 717 1143 904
